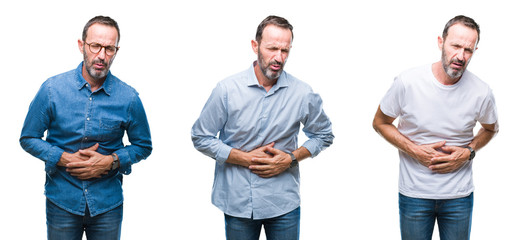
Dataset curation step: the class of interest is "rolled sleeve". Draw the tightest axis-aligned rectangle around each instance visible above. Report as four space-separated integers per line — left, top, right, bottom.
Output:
301 92 334 157
20 81 63 174
192 83 233 164
117 94 152 175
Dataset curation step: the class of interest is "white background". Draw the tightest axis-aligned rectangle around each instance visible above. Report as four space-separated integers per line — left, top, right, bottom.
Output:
1 0 516 239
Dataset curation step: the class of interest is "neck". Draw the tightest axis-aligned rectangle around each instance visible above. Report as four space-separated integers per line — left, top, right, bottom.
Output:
82 65 106 92
253 61 277 92
432 61 461 85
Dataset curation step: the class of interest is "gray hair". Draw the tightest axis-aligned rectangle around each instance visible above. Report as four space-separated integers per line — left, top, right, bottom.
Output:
82 16 120 43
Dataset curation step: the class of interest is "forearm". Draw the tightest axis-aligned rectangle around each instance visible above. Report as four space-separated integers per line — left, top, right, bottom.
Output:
373 121 417 155
292 147 311 163
226 148 252 167
469 123 498 151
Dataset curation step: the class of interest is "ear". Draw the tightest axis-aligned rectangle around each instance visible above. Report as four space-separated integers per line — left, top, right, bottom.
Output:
251 40 259 55
437 36 443 51
78 39 84 53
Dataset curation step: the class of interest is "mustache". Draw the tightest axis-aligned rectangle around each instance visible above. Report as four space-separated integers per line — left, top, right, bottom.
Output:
451 58 465 66
93 59 106 66
269 60 283 66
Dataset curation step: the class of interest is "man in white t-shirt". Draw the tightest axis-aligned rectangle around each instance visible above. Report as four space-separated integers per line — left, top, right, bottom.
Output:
373 15 498 240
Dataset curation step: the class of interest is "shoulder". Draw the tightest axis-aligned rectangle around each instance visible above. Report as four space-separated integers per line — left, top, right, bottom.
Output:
38 68 77 93
218 68 249 87
397 65 430 83
45 68 76 85
284 71 314 93
461 70 491 92
108 74 140 97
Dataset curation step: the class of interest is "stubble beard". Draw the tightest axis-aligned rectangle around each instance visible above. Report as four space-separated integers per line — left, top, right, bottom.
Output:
441 48 468 79
83 49 112 81
258 49 285 81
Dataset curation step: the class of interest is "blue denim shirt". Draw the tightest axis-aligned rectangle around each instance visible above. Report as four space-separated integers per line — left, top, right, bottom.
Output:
20 63 152 216
191 63 334 219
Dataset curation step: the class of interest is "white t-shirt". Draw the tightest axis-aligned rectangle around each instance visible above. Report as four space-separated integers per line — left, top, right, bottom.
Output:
380 64 498 199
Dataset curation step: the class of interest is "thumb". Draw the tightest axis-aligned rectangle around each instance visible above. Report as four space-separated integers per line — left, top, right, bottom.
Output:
265 142 275 148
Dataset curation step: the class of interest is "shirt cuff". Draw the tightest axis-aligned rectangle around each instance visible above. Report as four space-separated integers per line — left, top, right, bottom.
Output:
302 140 320 158
215 144 233 164
114 149 132 175
45 147 64 174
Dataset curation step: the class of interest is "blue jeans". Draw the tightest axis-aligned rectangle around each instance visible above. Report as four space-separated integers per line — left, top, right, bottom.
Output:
399 193 473 240
225 207 300 240
46 199 123 240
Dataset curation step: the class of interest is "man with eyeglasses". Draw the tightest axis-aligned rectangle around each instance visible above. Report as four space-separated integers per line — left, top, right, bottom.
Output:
20 16 152 240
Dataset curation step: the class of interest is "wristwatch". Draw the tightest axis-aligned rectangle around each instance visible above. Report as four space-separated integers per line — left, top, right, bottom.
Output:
111 153 120 170
286 152 298 168
466 146 476 161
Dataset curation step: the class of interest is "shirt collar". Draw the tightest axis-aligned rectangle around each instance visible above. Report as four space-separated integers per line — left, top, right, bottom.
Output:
74 62 113 95
246 61 289 92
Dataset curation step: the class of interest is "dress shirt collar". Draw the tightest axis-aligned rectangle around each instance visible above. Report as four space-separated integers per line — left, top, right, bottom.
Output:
74 62 114 96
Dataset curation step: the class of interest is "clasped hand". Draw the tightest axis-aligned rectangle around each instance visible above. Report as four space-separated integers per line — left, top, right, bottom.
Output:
247 143 292 178
58 143 112 180
411 141 471 174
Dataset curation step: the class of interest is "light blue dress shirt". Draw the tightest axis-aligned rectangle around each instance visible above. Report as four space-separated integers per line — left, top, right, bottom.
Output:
192 63 334 219
20 63 152 216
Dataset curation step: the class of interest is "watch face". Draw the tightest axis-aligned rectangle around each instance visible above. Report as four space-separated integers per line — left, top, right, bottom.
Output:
290 159 298 168
468 147 475 160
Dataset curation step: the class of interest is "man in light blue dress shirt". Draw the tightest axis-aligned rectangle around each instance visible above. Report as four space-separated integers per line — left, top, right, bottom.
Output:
192 15 334 240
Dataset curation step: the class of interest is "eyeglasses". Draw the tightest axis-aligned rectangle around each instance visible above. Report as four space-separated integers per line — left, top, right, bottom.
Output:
84 42 119 56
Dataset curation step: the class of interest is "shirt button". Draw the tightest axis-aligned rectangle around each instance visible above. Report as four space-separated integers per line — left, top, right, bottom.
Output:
85 189 88 193
89 97 92 101
87 117 90 121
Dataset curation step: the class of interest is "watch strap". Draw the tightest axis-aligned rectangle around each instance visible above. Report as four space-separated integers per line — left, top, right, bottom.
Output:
466 146 475 161
287 152 298 168
111 153 119 170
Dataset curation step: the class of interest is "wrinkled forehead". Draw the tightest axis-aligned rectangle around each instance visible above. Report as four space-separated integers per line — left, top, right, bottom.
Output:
445 23 479 46
86 23 119 45
260 25 293 46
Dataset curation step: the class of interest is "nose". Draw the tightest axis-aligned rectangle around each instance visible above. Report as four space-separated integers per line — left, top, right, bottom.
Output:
456 49 466 60
273 50 284 63
97 47 106 59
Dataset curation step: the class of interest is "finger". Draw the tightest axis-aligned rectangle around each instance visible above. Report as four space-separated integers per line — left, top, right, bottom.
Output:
86 143 99 151
252 168 273 177
429 162 451 172
78 149 97 157
264 146 283 155
250 157 272 165
431 155 453 163
429 141 446 149
249 161 272 170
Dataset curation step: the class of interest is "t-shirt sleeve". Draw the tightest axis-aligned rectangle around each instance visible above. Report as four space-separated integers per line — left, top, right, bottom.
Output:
379 76 404 118
477 88 498 125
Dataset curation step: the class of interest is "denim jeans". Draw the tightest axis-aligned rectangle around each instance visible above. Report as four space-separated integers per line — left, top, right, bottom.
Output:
225 207 300 240
399 193 473 240
46 199 123 240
